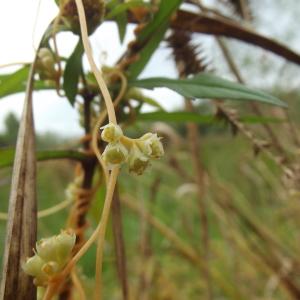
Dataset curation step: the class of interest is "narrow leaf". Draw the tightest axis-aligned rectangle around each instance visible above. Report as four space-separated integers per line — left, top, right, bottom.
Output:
0 66 54 99
128 0 182 79
138 0 182 43
137 111 214 123
137 111 284 124
116 13 127 43
63 41 84 105
128 24 168 79
0 148 88 169
130 74 287 107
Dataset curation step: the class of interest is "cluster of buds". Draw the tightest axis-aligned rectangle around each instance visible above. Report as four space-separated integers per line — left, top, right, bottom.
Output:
36 48 58 82
65 174 83 201
101 123 164 175
23 230 76 286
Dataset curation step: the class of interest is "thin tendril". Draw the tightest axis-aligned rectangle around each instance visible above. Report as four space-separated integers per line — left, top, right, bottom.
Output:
74 0 117 124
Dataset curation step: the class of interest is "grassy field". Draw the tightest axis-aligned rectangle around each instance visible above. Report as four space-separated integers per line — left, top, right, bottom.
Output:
1 120 299 299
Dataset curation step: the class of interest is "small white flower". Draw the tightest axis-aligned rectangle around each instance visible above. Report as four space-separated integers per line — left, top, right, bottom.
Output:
22 255 48 286
138 133 164 159
102 142 129 165
100 123 123 143
128 144 150 175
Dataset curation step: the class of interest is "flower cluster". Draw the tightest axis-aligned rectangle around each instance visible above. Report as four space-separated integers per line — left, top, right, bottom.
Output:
65 174 83 201
23 230 76 286
36 48 58 82
101 123 164 175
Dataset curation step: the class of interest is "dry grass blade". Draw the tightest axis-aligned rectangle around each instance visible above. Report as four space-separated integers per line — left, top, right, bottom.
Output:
121 195 244 299
0 62 37 299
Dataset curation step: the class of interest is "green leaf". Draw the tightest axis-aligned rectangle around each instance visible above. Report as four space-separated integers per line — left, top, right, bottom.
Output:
115 5 127 43
0 148 88 169
239 115 285 124
128 0 182 79
128 24 168 79
0 67 29 98
63 41 84 105
137 111 214 123
138 0 182 44
0 66 53 99
137 111 285 124
130 74 287 107
135 96 165 110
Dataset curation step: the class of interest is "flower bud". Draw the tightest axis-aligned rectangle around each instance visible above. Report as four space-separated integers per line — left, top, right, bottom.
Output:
36 48 57 80
36 231 75 265
138 133 164 159
128 144 149 175
55 230 76 264
101 123 123 143
102 142 128 165
36 237 58 262
23 255 48 286
42 261 60 276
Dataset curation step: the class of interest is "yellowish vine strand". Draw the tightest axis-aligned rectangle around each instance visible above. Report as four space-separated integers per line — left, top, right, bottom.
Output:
0 198 73 221
74 0 117 124
62 167 119 274
93 169 119 300
91 69 128 184
91 70 127 300
42 167 119 300
71 269 87 300
42 2 124 299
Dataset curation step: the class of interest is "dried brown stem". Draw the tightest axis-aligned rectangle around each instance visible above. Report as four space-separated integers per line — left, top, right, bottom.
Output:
121 195 244 300
125 9 300 66
185 100 212 300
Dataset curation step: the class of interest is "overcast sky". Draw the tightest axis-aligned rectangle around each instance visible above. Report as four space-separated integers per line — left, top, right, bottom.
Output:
0 0 299 136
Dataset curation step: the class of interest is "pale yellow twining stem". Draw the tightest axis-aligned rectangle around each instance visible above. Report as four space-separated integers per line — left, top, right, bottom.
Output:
74 0 116 124
71 269 87 300
42 168 119 300
0 198 72 221
91 70 128 184
43 0 120 298
74 1 120 300
90 70 127 299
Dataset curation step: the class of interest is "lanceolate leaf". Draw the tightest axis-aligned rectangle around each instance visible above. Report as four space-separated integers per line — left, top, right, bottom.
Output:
138 0 182 44
137 111 214 123
63 41 84 105
137 111 285 124
115 8 127 43
0 66 54 99
0 148 88 169
128 0 182 79
130 74 287 107
128 24 168 79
